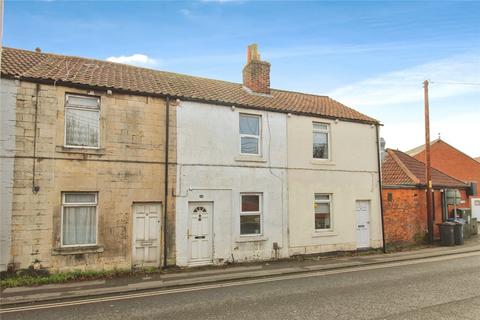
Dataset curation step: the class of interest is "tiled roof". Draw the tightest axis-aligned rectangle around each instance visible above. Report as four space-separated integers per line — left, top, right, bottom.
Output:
476 157 480 163
382 149 468 188
1 47 378 124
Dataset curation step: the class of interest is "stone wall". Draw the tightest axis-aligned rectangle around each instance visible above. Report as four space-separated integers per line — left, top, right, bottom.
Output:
0 79 17 271
5 80 176 271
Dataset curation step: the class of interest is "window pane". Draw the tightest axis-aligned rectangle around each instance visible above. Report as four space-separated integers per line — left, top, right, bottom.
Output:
315 202 330 214
315 212 331 230
315 194 330 201
240 215 261 235
313 123 328 131
242 195 260 212
63 206 96 245
241 137 259 154
313 132 328 159
66 108 99 147
64 193 96 204
240 115 259 135
315 196 331 229
67 96 99 109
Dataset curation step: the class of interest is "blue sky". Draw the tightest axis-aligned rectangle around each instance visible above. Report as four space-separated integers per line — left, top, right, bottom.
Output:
4 0 480 156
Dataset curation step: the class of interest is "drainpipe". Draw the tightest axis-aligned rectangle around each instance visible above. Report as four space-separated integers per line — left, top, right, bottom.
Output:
32 83 40 194
441 190 447 221
375 125 386 253
163 96 170 268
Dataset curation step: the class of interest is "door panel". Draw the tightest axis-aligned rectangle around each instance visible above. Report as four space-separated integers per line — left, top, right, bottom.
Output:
356 200 370 249
135 216 145 240
188 202 213 265
472 198 480 220
133 203 161 267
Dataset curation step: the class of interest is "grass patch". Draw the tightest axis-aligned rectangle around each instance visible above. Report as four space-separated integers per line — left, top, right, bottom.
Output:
0 267 160 289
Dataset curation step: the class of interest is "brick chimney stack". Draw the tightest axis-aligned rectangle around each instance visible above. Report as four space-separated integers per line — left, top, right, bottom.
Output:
242 44 271 94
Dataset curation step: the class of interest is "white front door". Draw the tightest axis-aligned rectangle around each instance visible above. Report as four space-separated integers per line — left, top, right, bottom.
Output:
356 200 371 249
472 198 480 220
188 202 213 266
132 203 161 267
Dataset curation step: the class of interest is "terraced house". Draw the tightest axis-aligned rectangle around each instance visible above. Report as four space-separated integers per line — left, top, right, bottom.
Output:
0 45 384 272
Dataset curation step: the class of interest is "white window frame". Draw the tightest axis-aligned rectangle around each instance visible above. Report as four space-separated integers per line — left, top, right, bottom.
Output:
64 94 101 149
313 122 330 160
60 192 98 247
314 193 332 231
240 193 263 236
239 113 262 156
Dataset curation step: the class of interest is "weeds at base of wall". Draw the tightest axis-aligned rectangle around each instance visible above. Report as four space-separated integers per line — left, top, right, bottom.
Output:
0 266 160 288
385 241 430 253
385 230 432 253
291 247 385 262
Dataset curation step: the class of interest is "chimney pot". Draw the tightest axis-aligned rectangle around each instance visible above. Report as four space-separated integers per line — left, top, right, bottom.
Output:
243 44 270 94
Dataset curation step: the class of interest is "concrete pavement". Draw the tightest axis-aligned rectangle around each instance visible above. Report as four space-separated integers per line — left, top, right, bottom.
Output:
1 236 479 306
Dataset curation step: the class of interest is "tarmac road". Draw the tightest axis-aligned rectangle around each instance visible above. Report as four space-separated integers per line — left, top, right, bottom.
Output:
2 251 480 320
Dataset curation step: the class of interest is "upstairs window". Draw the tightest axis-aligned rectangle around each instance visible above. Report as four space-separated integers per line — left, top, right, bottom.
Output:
240 114 261 155
240 194 262 235
65 95 100 148
313 122 330 159
314 194 332 230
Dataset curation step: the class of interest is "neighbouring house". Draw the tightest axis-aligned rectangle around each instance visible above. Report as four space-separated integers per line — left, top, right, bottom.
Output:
382 149 469 245
175 45 383 266
407 139 480 219
0 48 178 272
286 103 383 255
0 44 383 272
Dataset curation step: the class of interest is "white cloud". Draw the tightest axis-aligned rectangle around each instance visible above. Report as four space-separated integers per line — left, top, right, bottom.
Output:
329 54 480 107
327 53 480 156
381 111 480 157
106 54 159 67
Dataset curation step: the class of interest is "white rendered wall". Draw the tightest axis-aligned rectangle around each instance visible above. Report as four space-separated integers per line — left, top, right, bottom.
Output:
0 79 17 271
287 115 383 254
175 101 288 266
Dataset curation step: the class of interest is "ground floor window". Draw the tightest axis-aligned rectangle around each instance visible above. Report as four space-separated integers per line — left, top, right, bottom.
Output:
62 192 97 246
314 194 332 230
240 193 262 235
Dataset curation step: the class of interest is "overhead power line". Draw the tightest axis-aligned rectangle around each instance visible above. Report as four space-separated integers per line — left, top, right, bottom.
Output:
430 81 480 86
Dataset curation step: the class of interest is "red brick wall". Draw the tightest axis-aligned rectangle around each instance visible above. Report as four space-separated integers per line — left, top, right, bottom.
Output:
383 188 445 245
383 189 425 245
413 140 480 207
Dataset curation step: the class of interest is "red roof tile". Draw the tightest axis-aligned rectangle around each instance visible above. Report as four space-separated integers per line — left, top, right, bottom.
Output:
382 149 468 188
1 47 378 124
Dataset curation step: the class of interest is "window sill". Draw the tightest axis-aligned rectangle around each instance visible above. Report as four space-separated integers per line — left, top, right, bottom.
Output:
235 236 268 243
311 159 335 166
311 231 338 238
56 146 106 156
52 245 104 255
234 156 267 163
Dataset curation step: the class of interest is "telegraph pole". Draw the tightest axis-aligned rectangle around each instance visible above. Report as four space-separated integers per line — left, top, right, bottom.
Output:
424 80 434 243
